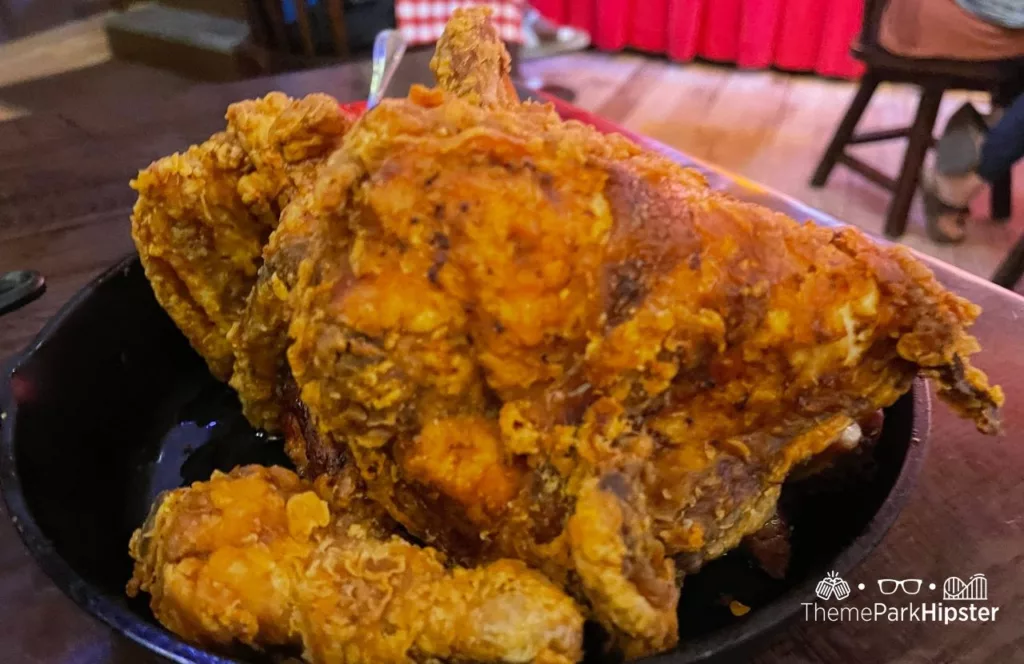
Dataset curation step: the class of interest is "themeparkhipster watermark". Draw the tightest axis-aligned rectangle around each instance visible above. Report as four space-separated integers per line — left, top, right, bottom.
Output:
803 571 999 625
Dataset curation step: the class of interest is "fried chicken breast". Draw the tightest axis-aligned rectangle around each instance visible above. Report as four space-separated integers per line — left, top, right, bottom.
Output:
275 8 1001 655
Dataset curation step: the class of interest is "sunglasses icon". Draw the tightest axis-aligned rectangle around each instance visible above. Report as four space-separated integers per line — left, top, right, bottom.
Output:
877 579 923 595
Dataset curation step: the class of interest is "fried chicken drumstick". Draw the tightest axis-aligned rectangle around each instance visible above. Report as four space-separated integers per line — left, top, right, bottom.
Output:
128 466 583 664
128 8 1003 662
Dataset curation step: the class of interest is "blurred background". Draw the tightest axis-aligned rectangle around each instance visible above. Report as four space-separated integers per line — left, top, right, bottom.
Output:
1 0 1021 282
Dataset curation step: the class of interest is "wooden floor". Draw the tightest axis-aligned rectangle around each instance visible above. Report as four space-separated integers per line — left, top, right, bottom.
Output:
0 0 114 44
0 14 111 91
1 18 1021 279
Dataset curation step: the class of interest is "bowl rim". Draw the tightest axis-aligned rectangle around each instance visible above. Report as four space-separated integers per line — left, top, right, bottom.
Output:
0 253 932 664
0 255 238 664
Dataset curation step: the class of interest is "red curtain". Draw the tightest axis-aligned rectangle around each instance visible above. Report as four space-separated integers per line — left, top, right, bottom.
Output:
530 0 865 79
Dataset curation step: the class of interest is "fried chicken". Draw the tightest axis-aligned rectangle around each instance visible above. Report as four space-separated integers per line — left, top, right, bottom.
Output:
275 8 1002 655
430 5 519 108
128 8 1004 661
131 93 353 380
128 466 584 664
225 9 519 432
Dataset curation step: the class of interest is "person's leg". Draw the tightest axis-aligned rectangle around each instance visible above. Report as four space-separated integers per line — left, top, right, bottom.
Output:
916 100 986 242
978 92 1024 182
921 92 1024 242
879 0 1024 61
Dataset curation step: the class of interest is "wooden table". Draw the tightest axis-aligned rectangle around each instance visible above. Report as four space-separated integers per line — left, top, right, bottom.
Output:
0 54 1022 664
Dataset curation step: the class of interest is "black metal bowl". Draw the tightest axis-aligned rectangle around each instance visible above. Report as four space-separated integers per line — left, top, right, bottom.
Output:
0 255 931 664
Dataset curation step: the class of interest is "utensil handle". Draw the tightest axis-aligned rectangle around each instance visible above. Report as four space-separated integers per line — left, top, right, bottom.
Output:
367 29 407 110
0 270 44 316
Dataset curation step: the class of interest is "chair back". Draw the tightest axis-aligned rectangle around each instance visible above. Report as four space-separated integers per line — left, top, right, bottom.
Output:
244 0 350 61
858 0 889 49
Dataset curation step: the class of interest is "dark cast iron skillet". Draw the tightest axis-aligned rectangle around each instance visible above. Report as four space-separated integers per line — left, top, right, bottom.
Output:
0 255 931 664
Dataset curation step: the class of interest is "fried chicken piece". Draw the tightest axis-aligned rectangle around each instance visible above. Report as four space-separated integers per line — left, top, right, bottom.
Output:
131 93 352 381
273 8 1002 656
430 6 518 108
227 183 335 431
131 131 261 380
127 465 584 664
130 9 1004 659
268 94 661 652
226 10 517 431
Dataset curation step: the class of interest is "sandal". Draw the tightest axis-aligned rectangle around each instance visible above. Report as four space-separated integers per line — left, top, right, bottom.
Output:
921 173 968 244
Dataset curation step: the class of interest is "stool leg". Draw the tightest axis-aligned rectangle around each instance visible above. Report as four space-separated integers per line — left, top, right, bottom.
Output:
884 86 943 238
991 171 1012 222
992 232 1024 289
811 73 880 187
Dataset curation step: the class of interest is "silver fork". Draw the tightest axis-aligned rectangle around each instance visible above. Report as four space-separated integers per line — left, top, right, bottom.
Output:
367 29 407 110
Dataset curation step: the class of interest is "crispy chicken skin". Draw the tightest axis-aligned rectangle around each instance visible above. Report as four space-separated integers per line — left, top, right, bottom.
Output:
227 9 516 433
430 7 519 108
276 7 1002 654
130 93 353 380
128 466 584 664
128 8 1003 662
227 187 328 430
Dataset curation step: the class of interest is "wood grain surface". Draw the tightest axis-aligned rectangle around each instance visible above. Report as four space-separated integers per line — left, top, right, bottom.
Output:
0 52 1022 664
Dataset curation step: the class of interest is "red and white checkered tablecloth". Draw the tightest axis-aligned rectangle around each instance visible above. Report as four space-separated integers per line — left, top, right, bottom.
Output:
395 0 526 46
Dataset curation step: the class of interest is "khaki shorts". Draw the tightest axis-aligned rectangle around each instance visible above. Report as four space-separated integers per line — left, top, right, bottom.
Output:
879 0 1024 61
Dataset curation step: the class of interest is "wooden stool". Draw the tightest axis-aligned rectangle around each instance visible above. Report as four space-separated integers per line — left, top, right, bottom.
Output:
810 0 1020 238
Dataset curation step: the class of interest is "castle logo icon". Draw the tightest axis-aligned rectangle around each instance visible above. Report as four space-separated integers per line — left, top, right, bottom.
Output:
943 574 988 601
815 571 852 601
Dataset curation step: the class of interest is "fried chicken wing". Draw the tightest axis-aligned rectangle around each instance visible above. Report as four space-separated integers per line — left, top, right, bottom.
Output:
131 93 353 380
430 6 518 108
128 466 584 664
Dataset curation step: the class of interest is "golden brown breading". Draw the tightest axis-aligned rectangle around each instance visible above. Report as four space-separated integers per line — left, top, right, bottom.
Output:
131 93 352 381
129 9 1004 661
430 7 518 108
128 466 584 664
277 11 1002 654
226 185 331 431
225 16 522 431
131 131 263 380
